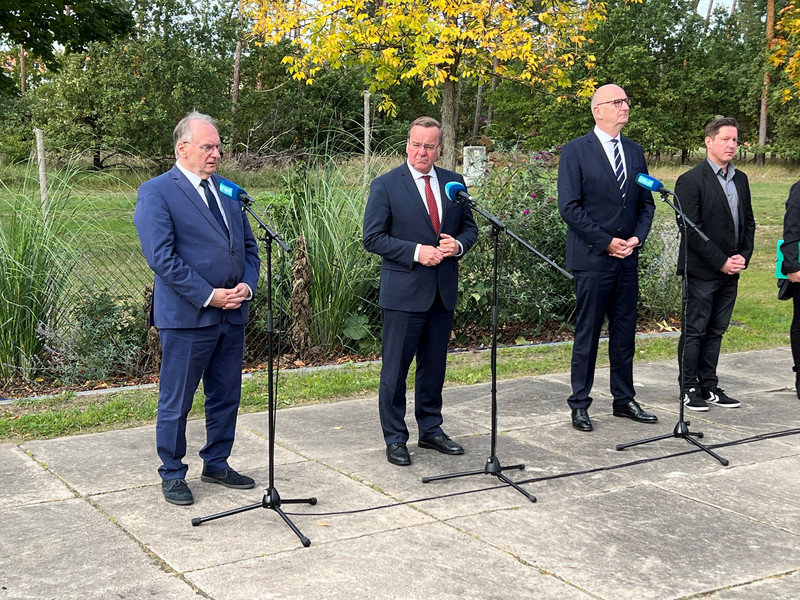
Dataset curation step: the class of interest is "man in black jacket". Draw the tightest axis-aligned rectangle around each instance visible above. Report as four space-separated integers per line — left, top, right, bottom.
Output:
674 116 756 411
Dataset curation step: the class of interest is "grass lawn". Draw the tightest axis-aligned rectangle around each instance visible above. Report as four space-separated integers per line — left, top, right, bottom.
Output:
1 161 799 441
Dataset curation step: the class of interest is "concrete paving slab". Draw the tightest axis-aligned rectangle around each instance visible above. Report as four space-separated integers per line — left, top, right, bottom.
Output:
0 498 198 600
186 521 596 600
656 455 800 535
702 571 800 600
0 443 74 508
22 421 300 496
450 484 800 600
94 460 434 573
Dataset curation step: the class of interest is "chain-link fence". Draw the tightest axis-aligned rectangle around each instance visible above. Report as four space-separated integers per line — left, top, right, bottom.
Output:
0 155 682 390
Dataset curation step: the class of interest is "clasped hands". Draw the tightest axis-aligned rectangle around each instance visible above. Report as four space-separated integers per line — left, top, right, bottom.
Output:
720 255 747 276
606 236 640 259
418 233 460 267
210 282 250 310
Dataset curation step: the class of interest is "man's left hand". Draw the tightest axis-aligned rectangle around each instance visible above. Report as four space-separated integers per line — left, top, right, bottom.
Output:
437 233 460 257
610 236 640 259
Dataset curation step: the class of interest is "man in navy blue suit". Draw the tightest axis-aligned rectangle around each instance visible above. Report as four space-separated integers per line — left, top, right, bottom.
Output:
363 117 478 466
558 84 658 432
134 112 261 505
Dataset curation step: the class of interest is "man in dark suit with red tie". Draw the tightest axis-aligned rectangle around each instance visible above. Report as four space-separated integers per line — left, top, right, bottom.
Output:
134 112 261 505
363 116 478 466
674 117 755 412
558 84 658 432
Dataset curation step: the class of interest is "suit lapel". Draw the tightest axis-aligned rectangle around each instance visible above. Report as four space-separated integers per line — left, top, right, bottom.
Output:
434 166 448 226
401 163 439 236
170 167 230 243
588 132 621 199
702 161 736 229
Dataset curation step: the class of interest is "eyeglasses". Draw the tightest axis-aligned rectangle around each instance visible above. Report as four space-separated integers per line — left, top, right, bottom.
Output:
595 98 632 108
183 142 222 154
409 142 441 152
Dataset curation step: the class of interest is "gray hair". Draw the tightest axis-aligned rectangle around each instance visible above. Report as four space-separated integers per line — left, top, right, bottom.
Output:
173 111 216 158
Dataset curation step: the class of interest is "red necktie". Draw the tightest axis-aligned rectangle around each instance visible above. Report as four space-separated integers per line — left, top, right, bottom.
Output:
422 175 440 235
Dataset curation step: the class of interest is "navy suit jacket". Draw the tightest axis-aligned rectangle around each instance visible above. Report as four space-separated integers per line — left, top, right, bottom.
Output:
363 163 478 312
134 166 261 329
558 131 655 271
675 160 755 281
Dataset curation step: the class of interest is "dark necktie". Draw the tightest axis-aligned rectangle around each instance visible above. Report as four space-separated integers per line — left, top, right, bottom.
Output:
200 179 228 238
612 138 626 198
422 175 440 235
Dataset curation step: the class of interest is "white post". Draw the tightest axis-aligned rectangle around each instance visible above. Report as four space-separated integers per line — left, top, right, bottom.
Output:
462 146 487 187
363 91 371 189
34 128 48 218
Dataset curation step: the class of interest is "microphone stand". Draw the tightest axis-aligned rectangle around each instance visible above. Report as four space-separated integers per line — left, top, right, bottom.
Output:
192 197 318 547
422 197 573 501
616 189 728 466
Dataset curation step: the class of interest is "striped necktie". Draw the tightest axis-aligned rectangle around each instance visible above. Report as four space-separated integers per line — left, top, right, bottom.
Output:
611 138 626 198
422 175 440 235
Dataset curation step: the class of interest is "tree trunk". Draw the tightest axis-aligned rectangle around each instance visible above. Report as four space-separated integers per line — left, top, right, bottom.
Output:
19 44 26 93
230 0 244 157
440 79 458 171
757 0 775 168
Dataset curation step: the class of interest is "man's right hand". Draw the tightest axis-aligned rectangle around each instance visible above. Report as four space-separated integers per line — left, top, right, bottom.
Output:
606 237 628 258
209 287 244 310
721 255 746 275
418 245 444 266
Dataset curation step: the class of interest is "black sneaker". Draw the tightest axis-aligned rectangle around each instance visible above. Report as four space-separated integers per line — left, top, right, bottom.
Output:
702 386 741 408
162 478 194 505
683 387 709 412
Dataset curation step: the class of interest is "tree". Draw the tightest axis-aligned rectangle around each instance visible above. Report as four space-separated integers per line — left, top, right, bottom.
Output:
0 0 133 93
249 0 609 169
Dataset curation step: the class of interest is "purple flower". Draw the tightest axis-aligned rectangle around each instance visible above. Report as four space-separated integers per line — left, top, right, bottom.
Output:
534 155 540 160
523 209 530 216
529 193 537 199
484 168 489 174
556 145 563 150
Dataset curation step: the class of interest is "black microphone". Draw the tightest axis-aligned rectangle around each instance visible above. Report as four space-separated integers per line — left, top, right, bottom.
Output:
444 181 476 204
635 173 674 195
218 177 254 203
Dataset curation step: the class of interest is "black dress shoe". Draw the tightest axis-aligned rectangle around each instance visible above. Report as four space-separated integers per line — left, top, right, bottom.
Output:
201 467 255 489
613 399 658 423
571 408 593 431
418 433 464 455
162 478 194 505
386 442 411 466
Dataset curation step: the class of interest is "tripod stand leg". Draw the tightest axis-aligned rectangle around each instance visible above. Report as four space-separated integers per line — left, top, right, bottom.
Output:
191 501 263 526
497 472 536 503
263 487 314 547
683 434 729 466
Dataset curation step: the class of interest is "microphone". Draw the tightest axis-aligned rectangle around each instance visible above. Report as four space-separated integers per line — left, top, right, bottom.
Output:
444 181 477 204
217 177 254 203
635 173 674 195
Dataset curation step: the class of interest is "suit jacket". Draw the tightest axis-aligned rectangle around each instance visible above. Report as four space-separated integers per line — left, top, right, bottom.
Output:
363 163 478 312
781 180 800 275
674 161 755 280
134 166 261 329
557 131 655 271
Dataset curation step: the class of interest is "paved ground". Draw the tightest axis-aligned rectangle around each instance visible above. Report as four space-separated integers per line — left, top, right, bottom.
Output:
1 347 799 600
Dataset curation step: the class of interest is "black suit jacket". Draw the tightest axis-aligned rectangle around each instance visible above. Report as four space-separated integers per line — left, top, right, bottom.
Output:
363 163 478 312
557 131 655 271
674 161 755 280
781 180 800 275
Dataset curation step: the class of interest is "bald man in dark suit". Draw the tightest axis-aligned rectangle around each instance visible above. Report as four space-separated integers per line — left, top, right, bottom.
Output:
558 84 657 432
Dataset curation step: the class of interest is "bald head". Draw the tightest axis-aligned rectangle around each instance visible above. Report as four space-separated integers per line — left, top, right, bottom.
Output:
591 84 630 136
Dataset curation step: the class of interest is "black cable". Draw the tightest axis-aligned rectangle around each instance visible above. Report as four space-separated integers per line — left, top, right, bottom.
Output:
281 427 800 517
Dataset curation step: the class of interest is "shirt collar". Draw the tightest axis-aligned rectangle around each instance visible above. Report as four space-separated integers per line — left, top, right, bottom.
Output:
176 162 208 190
593 126 620 145
706 157 736 180
407 161 438 182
